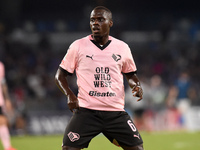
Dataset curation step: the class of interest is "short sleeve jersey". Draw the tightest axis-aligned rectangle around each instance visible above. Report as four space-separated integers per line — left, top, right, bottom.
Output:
0 62 5 106
60 35 137 111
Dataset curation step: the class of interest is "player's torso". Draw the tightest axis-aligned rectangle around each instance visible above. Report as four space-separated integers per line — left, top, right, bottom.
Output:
76 37 124 90
75 36 126 111
79 45 120 70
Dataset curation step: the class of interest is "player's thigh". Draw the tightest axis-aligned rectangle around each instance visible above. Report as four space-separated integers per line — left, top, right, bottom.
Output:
63 108 103 148
103 111 143 147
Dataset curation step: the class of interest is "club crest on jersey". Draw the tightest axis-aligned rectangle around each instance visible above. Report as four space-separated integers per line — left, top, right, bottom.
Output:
112 54 121 62
68 132 80 142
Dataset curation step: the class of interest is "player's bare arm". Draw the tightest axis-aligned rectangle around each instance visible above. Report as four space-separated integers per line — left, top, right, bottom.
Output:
124 72 143 101
55 67 79 112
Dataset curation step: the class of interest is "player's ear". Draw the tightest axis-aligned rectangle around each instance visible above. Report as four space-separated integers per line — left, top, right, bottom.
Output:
109 20 113 27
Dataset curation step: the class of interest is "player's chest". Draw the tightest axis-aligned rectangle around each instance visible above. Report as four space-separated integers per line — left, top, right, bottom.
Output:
78 48 123 68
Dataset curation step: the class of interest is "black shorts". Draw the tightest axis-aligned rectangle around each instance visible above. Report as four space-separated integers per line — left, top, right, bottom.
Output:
62 107 143 148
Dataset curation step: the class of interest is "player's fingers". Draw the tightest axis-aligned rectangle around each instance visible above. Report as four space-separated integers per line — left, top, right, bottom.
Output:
132 94 142 102
69 105 74 112
136 88 143 96
137 96 143 101
133 90 141 97
133 93 139 99
132 88 137 93
68 103 75 112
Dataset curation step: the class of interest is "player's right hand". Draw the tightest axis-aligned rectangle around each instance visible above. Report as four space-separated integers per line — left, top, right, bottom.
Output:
67 93 79 112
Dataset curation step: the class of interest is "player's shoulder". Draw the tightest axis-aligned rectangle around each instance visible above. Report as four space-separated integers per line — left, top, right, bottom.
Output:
110 36 129 48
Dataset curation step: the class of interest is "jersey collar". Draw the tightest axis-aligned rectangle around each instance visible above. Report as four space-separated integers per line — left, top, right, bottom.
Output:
89 35 112 50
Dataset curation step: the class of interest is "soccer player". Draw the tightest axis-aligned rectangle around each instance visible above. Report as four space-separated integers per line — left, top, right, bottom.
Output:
0 61 17 150
55 6 144 150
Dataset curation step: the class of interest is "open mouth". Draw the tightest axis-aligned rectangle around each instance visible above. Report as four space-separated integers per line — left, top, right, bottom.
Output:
92 27 100 33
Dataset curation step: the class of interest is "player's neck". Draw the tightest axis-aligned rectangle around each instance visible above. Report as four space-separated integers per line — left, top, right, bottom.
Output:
92 35 109 46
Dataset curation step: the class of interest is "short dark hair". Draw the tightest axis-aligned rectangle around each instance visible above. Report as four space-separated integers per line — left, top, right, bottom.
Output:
93 6 112 20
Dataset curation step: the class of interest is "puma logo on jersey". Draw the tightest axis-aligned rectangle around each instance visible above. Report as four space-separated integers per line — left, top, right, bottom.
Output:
134 134 140 139
112 54 121 62
86 55 93 60
68 132 80 142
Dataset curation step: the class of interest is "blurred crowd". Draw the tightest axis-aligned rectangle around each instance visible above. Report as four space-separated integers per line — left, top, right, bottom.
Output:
0 2 200 134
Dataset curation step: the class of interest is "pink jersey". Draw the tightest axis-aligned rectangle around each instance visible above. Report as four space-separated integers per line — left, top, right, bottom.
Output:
0 62 5 106
60 35 137 111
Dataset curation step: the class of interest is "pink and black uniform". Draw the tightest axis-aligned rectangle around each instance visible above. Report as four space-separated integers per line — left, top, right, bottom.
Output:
60 35 137 111
60 35 143 148
0 62 5 109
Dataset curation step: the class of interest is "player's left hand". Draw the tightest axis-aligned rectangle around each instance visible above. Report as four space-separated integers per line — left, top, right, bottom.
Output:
132 85 143 101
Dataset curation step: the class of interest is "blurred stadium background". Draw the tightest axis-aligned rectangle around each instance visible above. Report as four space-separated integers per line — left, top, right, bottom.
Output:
0 0 200 147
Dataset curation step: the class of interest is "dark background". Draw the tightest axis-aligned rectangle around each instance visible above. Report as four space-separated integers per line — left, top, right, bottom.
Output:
0 0 200 134
1 0 200 32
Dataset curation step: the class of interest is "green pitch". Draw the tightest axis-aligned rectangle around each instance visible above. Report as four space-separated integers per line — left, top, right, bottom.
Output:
1 131 200 150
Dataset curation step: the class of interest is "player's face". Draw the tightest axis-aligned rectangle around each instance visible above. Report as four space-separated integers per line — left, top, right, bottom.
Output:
90 9 113 38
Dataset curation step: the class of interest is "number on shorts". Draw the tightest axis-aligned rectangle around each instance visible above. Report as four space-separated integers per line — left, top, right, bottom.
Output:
127 120 137 132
